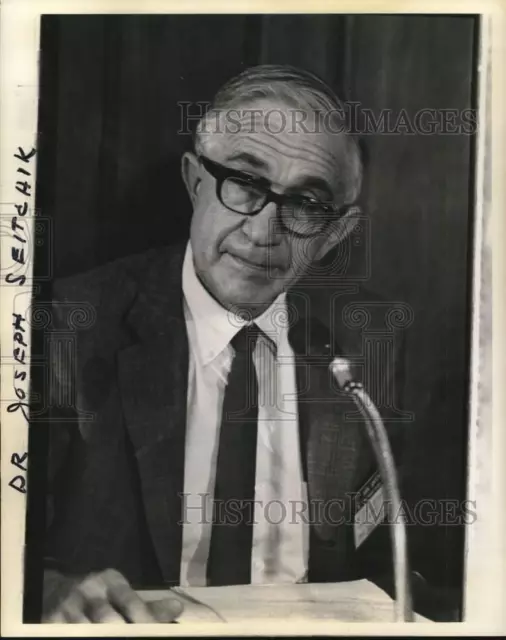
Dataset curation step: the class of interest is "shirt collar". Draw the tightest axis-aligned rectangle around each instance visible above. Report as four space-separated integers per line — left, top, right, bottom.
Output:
182 242 287 365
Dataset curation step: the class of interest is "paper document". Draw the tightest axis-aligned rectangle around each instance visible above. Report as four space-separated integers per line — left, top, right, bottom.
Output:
139 580 431 623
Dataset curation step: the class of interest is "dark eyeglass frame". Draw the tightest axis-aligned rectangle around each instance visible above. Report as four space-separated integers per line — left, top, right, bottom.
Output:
198 154 349 238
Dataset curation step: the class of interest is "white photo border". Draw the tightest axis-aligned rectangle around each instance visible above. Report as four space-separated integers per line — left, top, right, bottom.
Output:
1 0 504 636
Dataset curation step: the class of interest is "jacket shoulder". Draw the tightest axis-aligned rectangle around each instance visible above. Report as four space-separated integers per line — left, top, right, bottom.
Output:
52 246 174 304
331 283 410 332
50 244 184 346
293 279 404 337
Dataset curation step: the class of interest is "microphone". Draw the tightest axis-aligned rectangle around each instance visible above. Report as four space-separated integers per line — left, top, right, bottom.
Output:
330 357 414 622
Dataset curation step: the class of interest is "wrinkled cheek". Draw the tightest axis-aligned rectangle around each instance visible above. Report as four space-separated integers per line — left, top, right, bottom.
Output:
190 198 222 247
290 239 321 276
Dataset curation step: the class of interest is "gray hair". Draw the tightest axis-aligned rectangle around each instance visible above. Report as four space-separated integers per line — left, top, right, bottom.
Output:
195 64 362 205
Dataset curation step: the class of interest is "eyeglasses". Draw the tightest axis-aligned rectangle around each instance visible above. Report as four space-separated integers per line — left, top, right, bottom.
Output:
199 155 349 238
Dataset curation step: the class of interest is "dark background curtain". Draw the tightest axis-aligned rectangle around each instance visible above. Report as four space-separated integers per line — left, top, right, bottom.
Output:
34 13 477 592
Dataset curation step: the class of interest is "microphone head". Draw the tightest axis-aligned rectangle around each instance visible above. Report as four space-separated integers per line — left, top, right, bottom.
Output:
330 357 354 389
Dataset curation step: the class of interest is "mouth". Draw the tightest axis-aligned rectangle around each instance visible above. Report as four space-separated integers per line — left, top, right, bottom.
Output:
225 251 274 272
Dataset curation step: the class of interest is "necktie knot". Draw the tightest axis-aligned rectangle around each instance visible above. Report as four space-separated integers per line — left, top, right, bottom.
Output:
230 324 261 355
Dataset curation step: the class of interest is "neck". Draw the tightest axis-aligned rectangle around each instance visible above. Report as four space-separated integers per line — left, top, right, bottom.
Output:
194 274 281 322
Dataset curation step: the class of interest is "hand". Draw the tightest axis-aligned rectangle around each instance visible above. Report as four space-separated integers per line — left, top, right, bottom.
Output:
42 568 184 623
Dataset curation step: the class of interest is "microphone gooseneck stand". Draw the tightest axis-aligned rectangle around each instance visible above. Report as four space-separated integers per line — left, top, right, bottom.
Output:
330 357 414 622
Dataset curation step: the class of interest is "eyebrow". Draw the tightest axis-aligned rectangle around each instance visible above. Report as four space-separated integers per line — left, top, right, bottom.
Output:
224 151 270 171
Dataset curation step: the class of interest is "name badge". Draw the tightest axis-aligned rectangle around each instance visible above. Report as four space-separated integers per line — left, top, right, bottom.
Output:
354 472 385 548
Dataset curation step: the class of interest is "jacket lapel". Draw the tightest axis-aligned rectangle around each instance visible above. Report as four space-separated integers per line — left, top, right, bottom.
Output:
117 246 188 585
288 285 375 580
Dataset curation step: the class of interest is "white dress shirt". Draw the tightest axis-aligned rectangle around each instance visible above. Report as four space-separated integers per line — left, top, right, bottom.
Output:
180 242 308 586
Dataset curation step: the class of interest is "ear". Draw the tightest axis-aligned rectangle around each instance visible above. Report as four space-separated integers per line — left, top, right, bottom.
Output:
181 151 201 206
314 205 362 260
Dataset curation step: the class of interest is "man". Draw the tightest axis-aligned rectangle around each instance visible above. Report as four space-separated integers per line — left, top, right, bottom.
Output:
41 65 408 623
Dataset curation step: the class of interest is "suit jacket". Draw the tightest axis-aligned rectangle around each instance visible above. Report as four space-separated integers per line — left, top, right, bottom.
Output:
45 242 408 589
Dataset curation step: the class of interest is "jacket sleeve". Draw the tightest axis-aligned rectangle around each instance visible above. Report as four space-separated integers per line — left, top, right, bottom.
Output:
44 291 83 570
42 256 141 572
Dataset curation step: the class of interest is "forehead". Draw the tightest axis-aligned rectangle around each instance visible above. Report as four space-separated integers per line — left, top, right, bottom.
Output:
200 99 348 187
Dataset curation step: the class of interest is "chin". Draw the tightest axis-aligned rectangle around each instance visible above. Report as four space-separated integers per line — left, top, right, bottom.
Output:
202 261 284 312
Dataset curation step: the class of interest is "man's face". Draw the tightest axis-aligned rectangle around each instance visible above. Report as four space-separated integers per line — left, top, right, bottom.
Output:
185 99 351 315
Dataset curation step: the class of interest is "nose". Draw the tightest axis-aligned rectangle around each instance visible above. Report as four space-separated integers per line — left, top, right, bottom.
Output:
241 201 282 246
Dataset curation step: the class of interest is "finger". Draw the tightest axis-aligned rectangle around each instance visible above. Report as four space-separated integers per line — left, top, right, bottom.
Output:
46 591 89 622
146 597 184 622
85 597 127 623
78 570 126 622
108 583 157 623
79 572 109 600
43 610 67 623
60 591 90 623
100 568 131 589
62 605 90 623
